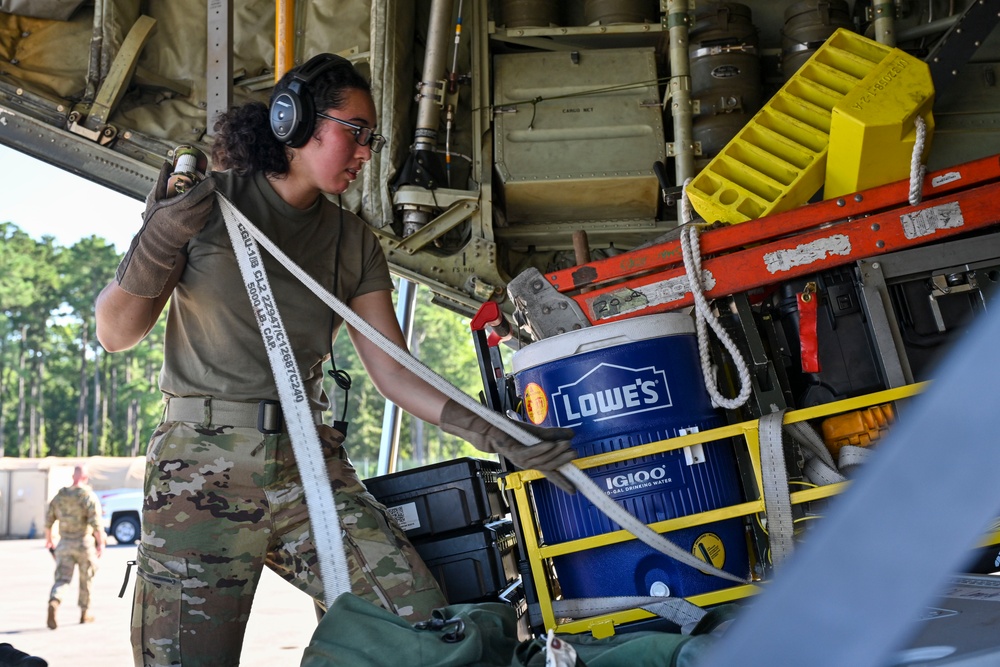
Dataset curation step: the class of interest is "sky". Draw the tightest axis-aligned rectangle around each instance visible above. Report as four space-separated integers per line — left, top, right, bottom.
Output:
0 144 145 252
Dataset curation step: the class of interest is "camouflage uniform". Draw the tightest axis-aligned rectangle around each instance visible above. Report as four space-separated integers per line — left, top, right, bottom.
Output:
131 421 446 667
128 170 446 666
46 484 102 611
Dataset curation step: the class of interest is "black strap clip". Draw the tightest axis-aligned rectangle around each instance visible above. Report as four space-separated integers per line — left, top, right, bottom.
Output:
119 559 137 598
414 616 466 643
257 400 283 434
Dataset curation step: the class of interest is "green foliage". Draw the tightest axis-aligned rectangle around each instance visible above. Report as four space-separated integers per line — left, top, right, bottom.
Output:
326 279 493 479
1 227 496 474
0 223 135 456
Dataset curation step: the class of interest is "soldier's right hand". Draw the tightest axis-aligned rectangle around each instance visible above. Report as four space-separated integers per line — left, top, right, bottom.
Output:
115 162 217 298
143 161 217 233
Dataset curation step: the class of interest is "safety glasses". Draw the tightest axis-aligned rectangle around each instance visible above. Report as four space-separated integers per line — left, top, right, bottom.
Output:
316 112 386 153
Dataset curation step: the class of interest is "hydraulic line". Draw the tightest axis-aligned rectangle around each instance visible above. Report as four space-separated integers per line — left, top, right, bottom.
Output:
666 0 696 185
275 0 295 80
414 0 455 155
444 0 464 188
873 1 897 46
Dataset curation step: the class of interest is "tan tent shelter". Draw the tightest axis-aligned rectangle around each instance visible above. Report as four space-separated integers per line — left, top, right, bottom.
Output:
0 457 144 538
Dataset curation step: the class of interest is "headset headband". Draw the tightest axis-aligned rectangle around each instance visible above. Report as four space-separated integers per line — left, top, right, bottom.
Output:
270 53 353 147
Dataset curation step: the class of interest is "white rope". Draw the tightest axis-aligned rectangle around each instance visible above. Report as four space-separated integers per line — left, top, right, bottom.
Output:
679 224 752 410
680 176 694 225
908 115 928 206
216 194 749 587
219 201 350 607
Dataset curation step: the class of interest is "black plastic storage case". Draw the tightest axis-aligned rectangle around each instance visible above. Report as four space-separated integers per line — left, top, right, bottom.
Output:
364 457 505 540
414 519 519 604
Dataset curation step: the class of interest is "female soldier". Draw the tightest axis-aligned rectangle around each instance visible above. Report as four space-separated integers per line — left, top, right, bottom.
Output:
95 54 575 667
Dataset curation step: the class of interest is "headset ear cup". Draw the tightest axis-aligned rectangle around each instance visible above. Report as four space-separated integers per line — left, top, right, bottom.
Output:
270 83 315 147
270 91 298 144
270 53 348 147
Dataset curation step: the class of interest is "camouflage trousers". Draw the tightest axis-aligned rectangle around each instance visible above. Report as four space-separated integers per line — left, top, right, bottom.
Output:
131 421 446 667
50 536 98 608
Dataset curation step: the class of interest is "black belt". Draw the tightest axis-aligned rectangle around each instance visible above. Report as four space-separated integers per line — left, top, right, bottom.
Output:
164 397 323 434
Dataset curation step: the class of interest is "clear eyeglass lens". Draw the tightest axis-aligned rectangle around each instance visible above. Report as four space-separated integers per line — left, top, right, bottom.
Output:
356 128 385 153
317 113 384 153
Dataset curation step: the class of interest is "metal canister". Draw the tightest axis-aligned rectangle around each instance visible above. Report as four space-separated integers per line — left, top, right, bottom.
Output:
499 0 559 28
583 0 659 25
781 0 854 80
688 3 762 167
169 145 208 195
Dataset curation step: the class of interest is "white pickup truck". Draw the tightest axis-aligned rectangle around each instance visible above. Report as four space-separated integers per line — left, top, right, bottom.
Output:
96 488 143 545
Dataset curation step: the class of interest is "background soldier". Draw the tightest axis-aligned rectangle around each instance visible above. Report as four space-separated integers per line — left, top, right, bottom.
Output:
44 464 105 629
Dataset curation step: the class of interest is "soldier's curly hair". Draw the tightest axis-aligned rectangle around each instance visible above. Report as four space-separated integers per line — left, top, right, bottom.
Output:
211 57 373 178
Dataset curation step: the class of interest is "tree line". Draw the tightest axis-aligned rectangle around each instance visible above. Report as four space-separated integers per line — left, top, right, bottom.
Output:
0 221 495 476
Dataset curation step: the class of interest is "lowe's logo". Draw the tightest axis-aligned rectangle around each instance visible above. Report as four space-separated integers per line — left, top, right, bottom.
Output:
552 362 672 428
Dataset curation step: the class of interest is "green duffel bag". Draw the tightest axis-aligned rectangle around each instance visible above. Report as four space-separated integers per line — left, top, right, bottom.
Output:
301 593 520 667
513 606 739 667
301 594 739 667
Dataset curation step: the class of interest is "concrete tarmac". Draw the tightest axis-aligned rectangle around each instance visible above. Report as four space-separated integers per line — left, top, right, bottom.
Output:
0 538 318 666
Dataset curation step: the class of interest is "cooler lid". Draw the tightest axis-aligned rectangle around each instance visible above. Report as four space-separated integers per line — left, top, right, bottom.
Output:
511 313 696 374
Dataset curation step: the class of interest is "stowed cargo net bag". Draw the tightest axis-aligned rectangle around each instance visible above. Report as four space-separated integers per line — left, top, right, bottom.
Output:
301 592 739 667
0 0 87 20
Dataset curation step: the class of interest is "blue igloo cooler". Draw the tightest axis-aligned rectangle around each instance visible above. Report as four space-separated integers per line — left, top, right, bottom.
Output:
511 312 749 599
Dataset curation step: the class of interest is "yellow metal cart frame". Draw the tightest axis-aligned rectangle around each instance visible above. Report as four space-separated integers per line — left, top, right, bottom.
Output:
503 382 1000 638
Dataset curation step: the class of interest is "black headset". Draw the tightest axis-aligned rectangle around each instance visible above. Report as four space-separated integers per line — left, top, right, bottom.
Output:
269 53 352 148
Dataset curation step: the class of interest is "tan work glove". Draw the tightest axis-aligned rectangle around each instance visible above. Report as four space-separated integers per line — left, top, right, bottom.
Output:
439 399 577 493
115 161 217 298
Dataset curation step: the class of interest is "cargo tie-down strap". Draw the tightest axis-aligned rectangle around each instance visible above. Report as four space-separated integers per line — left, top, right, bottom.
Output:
217 194 749 607
757 411 874 569
552 595 707 631
758 410 796 568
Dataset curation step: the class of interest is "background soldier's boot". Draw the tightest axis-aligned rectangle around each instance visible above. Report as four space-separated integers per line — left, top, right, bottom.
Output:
46 599 59 629
80 608 94 624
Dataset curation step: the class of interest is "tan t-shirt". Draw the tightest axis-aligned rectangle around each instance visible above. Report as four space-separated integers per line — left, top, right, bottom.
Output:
160 170 393 410
46 484 102 539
